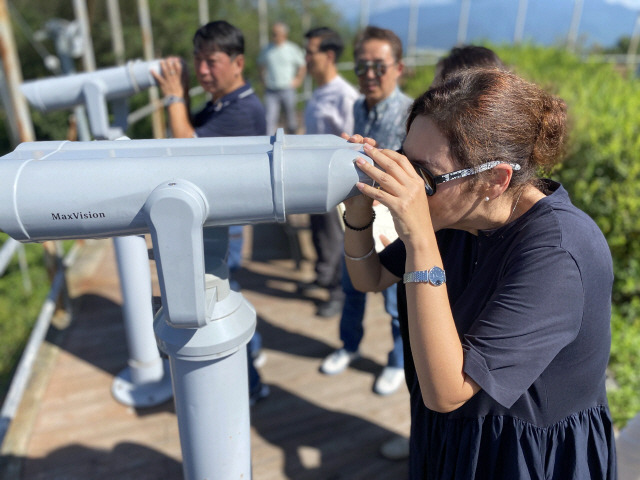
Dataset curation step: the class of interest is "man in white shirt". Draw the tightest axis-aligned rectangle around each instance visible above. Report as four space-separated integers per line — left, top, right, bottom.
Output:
301 27 359 317
258 22 306 135
320 27 412 396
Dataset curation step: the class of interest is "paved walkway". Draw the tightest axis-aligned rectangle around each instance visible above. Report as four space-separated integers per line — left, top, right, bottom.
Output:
1 224 410 479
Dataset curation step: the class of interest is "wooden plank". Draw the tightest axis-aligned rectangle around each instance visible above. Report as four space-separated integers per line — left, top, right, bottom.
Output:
4 239 410 479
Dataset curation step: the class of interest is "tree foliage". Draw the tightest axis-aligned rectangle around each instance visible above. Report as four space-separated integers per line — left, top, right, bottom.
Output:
3 0 352 150
491 45 640 427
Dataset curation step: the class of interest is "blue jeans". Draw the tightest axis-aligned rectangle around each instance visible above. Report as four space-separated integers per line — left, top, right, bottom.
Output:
227 224 264 393
227 225 244 275
247 330 262 394
340 259 403 368
204 226 263 394
264 88 298 135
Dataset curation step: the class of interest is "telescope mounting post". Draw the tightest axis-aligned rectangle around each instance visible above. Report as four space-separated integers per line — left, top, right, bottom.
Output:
143 180 255 480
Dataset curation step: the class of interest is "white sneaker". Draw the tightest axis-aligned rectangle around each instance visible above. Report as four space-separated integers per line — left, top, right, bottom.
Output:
253 351 267 368
373 366 405 395
320 348 359 375
379 435 409 460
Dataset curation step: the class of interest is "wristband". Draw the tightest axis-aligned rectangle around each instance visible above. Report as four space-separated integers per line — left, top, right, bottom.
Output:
343 210 376 231
344 245 375 261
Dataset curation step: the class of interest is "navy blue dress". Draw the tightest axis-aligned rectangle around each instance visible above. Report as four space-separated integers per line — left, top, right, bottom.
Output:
379 181 617 479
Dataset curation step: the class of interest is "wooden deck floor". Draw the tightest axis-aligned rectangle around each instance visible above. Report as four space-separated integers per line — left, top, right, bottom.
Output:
1 224 410 479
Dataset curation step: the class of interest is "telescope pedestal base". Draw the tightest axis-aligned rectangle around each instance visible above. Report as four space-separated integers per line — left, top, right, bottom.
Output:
154 283 256 480
111 358 173 408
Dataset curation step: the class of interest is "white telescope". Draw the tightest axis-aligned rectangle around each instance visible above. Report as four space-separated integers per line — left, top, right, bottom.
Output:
0 133 370 242
20 59 160 140
0 131 373 329
0 132 374 479
20 58 172 408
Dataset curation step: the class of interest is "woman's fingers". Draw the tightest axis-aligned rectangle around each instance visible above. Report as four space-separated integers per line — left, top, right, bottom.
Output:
366 145 427 193
340 133 379 148
352 146 431 243
371 145 420 179
355 145 428 210
343 133 365 144
379 234 392 248
361 144 412 190
354 168 403 211
362 136 378 147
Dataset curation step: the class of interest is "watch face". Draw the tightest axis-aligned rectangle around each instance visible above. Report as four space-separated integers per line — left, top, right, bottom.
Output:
429 266 446 286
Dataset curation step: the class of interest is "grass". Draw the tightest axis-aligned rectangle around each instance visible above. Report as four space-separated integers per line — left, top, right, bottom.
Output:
0 234 52 403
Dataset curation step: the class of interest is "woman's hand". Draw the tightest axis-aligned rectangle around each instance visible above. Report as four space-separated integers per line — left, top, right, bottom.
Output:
152 57 188 98
340 132 378 148
355 144 432 244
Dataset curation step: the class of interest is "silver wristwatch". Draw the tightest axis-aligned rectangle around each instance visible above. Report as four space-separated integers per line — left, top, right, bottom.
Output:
165 95 185 106
403 266 446 286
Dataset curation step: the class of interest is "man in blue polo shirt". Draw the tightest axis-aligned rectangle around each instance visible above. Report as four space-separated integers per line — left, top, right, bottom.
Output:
153 20 265 138
153 20 268 406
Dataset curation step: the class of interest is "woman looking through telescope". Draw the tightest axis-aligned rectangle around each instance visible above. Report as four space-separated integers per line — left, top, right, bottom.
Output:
342 67 616 479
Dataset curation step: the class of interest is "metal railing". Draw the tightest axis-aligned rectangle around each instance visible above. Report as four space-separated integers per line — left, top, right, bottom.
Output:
0 241 74 448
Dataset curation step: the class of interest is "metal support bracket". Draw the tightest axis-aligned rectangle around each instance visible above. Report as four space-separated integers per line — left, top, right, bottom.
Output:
82 80 124 140
143 180 210 328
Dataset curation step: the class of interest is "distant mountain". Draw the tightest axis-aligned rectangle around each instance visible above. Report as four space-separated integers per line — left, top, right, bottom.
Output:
355 0 637 50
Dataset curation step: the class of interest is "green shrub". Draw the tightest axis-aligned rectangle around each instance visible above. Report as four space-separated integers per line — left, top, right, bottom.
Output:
496 45 640 427
0 235 51 401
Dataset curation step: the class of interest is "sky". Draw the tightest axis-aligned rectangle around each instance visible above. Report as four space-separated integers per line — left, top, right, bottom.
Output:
326 0 640 49
328 0 640 17
606 0 640 9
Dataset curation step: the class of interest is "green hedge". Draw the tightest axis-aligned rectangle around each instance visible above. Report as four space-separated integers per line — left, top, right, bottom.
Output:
496 45 640 427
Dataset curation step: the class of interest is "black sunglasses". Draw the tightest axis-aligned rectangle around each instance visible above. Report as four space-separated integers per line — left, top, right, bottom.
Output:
397 149 521 196
354 60 395 77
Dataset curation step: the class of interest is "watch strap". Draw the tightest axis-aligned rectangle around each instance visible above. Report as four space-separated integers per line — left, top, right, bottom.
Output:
165 95 185 106
403 267 446 286
403 270 430 284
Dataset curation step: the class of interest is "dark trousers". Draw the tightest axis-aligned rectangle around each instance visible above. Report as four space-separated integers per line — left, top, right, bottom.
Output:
309 209 345 302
